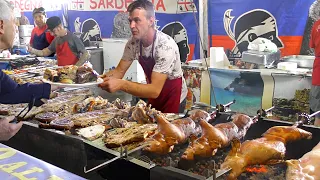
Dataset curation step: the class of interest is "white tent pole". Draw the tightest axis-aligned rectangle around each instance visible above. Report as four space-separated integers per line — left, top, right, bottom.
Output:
199 0 208 59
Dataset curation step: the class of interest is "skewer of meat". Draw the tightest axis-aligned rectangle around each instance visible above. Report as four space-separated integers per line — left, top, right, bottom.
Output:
286 141 320 180
181 106 275 160
220 126 312 180
143 110 198 154
181 113 253 160
138 101 236 154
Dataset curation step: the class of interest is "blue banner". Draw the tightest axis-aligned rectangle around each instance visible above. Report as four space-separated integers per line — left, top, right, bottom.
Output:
208 0 315 57
67 0 200 61
0 143 85 180
9 0 64 26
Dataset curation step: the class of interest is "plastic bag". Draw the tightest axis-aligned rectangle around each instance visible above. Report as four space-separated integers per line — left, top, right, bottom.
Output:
248 38 278 52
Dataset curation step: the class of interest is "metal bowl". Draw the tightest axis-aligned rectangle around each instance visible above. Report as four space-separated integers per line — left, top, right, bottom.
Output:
282 55 314 69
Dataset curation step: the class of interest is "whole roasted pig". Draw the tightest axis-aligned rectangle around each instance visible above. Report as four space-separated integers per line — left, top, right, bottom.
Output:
182 114 253 160
143 110 198 154
286 142 320 180
220 126 312 180
188 109 212 122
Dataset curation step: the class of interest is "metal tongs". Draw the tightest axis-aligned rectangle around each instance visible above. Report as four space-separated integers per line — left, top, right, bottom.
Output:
10 97 35 124
294 111 320 127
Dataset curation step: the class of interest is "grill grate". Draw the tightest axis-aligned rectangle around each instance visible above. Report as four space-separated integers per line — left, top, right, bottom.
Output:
138 155 153 165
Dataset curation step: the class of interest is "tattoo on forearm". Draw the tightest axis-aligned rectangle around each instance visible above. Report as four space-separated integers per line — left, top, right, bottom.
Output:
76 51 90 66
30 48 44 56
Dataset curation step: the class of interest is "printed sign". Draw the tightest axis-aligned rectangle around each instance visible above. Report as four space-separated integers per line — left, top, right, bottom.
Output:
0 143 85 180
68 0 197 13
68 0 200 60
209 0 315 57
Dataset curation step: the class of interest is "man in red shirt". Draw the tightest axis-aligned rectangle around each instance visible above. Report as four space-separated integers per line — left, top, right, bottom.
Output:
29 7 54 56
28 16 90 66
309 19 320 126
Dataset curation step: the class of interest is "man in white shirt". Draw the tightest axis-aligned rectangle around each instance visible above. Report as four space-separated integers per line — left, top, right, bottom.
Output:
99 0 187 113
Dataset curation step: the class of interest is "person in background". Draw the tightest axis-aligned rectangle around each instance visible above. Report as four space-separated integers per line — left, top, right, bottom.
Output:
0 0 55 140
309 18 320 127
29 7 54 56
28 16 90 66
99 0 187 113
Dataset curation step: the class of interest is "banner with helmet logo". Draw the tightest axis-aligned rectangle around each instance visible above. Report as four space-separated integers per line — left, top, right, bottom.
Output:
209 0 315 57
68 0 200 62
8 0 64 27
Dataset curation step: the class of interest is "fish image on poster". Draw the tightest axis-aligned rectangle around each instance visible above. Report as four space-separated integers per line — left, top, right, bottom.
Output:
161 22 190 63
74 18 102 47
224 9 284 58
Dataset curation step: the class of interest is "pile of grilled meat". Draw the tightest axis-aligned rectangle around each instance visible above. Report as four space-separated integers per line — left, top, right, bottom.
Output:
44 65 98 84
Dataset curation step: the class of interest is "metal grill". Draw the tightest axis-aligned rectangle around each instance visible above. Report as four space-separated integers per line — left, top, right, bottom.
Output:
137 155 153 165
126 113 320 180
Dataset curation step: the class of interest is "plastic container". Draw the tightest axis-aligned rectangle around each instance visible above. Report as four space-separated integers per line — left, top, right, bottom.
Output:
12 45 29 55
277 62 298 70
0 62 10 70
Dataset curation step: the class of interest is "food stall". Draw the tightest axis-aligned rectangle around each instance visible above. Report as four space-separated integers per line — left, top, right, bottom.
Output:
0 47 318 180
0 0 319 179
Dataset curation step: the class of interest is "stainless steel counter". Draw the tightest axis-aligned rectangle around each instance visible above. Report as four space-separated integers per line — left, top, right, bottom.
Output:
87 47 104 75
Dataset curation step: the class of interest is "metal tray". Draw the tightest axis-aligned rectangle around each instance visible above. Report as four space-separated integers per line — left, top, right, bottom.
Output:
282 55 314 69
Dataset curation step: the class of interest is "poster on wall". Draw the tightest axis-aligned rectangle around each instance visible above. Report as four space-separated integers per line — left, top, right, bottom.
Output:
272 74 312 122
300 0 319 55
67 0 200 61
209 69 264 116
208 0 315 58
182 66 202 110
8 0 64 26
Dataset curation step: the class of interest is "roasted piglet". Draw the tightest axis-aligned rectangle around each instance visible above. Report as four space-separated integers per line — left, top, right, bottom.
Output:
286 142 320 180
188 109 211 122
143 110 198 154
182 114 253 160
220 126 312 180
